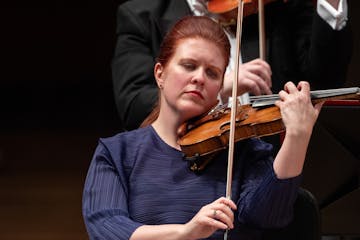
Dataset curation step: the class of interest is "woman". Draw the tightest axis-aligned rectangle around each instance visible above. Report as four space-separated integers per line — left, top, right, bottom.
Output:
82 16 323 240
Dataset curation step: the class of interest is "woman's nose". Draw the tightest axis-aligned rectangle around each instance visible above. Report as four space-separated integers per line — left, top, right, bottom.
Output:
191 68 205 85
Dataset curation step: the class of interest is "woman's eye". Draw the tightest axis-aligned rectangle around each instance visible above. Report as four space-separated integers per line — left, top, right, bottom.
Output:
182 63 196 71
206 69 219 79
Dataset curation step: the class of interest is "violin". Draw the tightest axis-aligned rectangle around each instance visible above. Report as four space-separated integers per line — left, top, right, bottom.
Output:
178 87 360 171
207 0 282 16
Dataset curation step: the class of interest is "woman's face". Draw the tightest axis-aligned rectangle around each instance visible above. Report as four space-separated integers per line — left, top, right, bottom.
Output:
155 38 226 121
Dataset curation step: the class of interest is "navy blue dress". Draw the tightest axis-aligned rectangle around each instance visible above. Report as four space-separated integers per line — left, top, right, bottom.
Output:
82 126 301 239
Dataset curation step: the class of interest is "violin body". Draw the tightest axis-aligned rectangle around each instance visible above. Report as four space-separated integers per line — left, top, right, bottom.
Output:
178 104 284 159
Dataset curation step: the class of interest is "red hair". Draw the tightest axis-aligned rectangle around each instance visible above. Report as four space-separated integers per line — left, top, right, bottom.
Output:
140 16 230 127
157 16 230 68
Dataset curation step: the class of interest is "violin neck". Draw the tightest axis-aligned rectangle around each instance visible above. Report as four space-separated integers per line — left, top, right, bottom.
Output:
310 88 360 104
251 87 360 107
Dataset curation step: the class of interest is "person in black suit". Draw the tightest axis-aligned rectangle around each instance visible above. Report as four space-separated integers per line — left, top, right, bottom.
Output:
112 0 351 131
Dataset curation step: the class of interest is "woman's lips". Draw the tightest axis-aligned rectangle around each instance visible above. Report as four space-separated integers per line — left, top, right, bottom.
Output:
186 90 204 100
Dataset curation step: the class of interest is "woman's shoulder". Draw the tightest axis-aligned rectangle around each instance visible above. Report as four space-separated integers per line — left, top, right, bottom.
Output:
99 126 154 149
94 126 156 167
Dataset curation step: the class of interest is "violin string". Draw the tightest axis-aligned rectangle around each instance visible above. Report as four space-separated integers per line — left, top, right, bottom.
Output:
249 87 359 107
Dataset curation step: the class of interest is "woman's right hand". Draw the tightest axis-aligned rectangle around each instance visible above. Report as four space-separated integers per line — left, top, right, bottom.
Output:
182 197 237 240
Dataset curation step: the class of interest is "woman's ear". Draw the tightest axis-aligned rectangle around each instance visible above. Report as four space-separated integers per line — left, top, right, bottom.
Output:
154 63 165 89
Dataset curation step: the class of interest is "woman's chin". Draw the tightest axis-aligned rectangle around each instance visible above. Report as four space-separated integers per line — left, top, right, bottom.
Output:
178 100 212 119
181 107 207 120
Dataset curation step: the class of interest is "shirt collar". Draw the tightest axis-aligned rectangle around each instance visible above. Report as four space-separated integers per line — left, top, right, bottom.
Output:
186 0 209 16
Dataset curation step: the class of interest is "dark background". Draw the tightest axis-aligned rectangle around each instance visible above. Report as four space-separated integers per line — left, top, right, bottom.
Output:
0 1 359 239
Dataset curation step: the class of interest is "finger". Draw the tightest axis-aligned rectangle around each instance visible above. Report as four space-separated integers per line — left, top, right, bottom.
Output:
219 204 235 222
244 79 262 96
235 71 262 95
251 72 272 95
213 202 234 218
284 81 297 93
314 101 324 114
216 198 237 229
297 81 311 93
254 58 272 79
260 83 273 95
208 207 230 229
251 67 272 88
244 60 272 87
206 214 229 230
243 72 272 95
278 89 288 101
262 73 272 89
248 58 272 75
217 197 237 210
211 209 234 229
212 202 235 228
274 100 282 108
257 66 272 88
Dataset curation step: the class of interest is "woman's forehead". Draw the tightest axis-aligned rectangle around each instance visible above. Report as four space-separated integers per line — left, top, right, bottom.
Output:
174 38 226 66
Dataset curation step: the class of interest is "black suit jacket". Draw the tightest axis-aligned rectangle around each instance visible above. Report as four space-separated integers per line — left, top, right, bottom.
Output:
112 0 352 130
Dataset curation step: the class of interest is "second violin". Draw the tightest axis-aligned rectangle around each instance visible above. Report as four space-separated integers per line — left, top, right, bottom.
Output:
207 0 281 16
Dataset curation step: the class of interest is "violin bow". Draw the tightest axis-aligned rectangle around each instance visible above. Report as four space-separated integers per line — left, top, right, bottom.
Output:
224 1 265 239
258 0 266 60
224 0 246 239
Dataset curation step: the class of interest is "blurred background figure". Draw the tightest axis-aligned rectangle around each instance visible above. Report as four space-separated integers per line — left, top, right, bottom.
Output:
112 0 352 131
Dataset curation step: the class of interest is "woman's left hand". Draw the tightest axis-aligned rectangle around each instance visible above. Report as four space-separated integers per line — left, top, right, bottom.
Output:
275 81 323 138
273 81 323 179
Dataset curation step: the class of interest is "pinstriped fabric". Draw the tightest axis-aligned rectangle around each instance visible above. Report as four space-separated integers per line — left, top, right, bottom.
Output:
82 126 301 240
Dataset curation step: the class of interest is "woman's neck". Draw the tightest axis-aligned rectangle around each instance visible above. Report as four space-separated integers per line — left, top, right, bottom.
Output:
152 113 182 150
